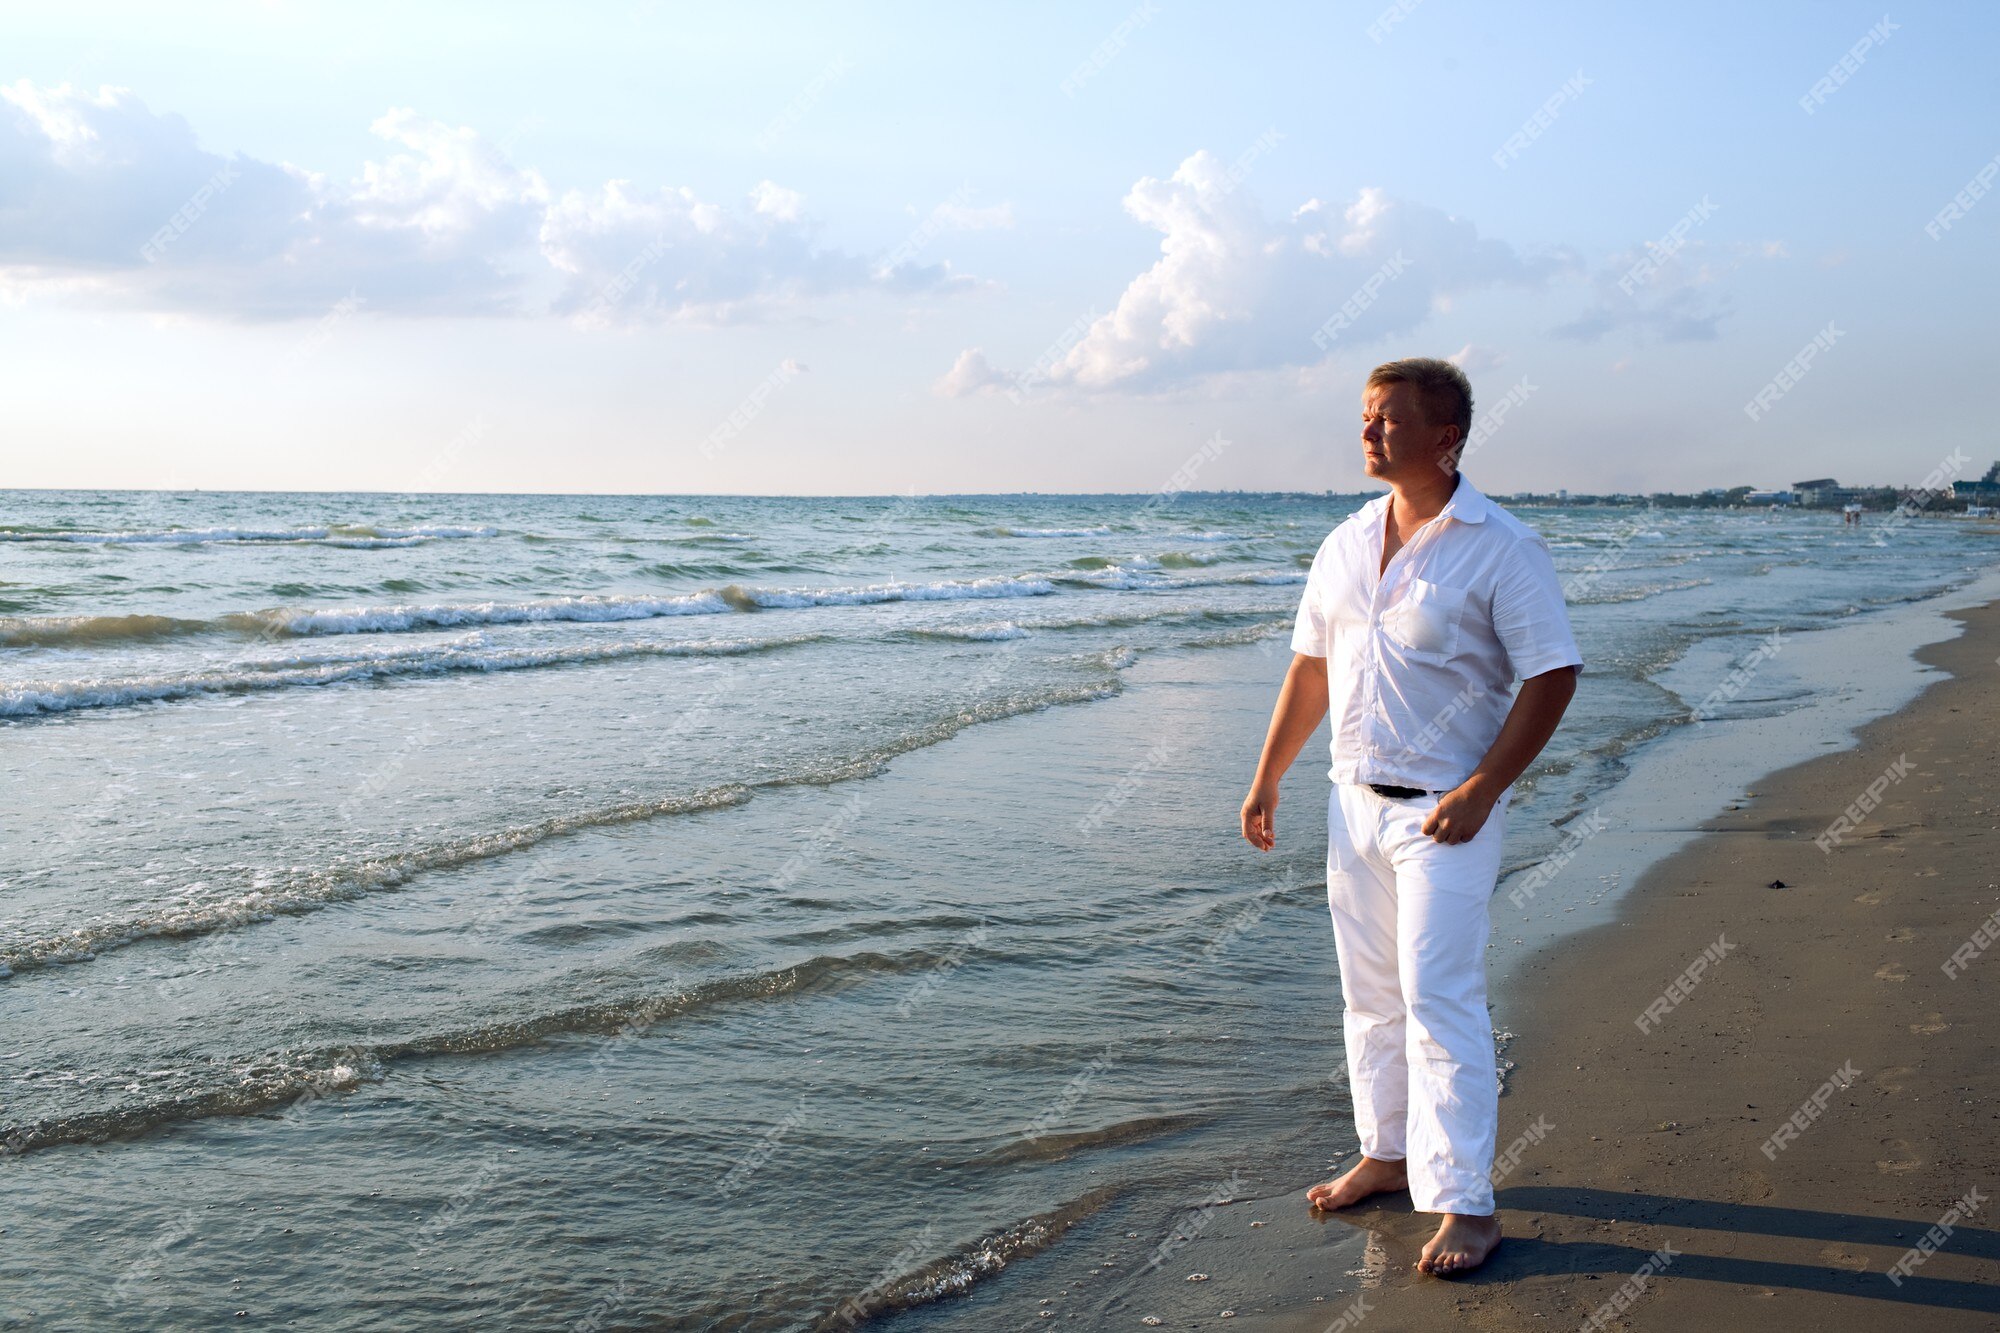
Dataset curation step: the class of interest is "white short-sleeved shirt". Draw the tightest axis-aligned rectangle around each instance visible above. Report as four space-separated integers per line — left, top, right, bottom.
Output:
1290 474 1582 791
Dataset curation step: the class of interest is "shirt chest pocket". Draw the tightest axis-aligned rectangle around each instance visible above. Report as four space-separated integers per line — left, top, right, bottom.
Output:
1382 577 1470 661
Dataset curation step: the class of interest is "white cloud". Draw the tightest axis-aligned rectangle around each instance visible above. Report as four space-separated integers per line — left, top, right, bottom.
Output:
1447 343 1510 373
945 150 1567 394
0 82 544 317
0 82 971 323
1550 238 1786 344
934 347 1015 398
543 179 840 324
749 180 804 222
351 108 549 239
930 198 1014 231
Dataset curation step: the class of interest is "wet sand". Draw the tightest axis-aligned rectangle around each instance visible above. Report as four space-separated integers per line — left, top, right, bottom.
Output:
1154 600 2000 1331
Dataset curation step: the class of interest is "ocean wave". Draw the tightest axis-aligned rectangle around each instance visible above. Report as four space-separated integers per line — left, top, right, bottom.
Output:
901 623 1032 642
1566 577 1712 607
637 560 773 581
0 951 945 1155
0 633 821 720
972 1111 1209 1168
244 592 734 635
654 532 756 545
1060 566 1306 592
982 526 1113 538
0 612 215 649
891 609 1285 647
0 783 758 977
247 578 1056 636
0 676 1122 976
805 1188 1120 1330
1181 620 1292 649
1069 551 1222 573
721 576 1056 610
2 591 736 649
0 524 499 547
1 569 1267 651
1 1049 386 1157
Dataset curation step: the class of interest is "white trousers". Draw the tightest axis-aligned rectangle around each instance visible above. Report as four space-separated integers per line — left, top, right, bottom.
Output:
1325 783 1510 1216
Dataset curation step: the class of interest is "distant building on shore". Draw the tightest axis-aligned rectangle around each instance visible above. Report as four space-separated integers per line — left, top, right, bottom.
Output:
1792 477 1865 508
1746 489 1795 505
1953 460 2000 508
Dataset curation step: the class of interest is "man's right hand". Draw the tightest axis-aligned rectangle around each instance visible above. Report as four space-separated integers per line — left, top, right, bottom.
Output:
1241 652 1328 854
1241 784 1278 851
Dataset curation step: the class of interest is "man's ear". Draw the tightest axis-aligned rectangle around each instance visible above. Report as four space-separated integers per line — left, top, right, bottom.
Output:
1437 426 1464 470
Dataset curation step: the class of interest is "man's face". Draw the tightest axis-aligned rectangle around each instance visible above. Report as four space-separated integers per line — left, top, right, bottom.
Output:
1360 381 1455 483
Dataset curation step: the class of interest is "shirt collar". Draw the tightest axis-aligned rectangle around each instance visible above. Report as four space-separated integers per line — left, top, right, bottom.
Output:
1358 473 1492 529
1439 473 1492 524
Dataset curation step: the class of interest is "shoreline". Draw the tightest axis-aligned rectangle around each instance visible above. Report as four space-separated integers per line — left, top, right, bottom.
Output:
1214 595 2000 1329
1488 564 2000 966
878 567 2000 1331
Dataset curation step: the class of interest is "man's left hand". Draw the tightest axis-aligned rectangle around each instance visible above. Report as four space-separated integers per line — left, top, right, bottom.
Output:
1422 782 1497 845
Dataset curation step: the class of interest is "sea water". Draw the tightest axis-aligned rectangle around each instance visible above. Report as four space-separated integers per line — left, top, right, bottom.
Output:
1 488 1990 1328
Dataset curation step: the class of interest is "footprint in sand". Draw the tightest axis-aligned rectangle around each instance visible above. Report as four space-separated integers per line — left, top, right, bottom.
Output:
1875 963 1910 982
1816 1244 1872 1271
1885 927 1915 943
1875 1066 1915 1094
1854 891 1887 906
1876 1139 1923 1174
1909 1013 1950 1035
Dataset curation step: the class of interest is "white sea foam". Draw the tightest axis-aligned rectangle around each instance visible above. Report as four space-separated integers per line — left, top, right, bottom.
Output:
2 577 1073 650
0 524 499 546
991 526 1113 538
1063 566 1306 591
371 525 500 539
0 634 811 718
247 577 1058 636
725 576 1057 610
258 592 734 635
909 623 1031 641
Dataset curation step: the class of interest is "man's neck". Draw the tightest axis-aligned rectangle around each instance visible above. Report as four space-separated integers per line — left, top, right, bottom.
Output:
1387 469 1460 528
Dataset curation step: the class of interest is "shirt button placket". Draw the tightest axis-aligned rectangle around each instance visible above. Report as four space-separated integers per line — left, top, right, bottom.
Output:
1364 581 1388 756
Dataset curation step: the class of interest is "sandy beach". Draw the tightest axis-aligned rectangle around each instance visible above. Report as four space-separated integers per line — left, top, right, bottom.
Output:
1156 599 2000 1330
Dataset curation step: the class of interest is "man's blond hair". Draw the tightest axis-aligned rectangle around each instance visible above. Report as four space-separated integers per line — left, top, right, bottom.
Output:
1365 357 1474 455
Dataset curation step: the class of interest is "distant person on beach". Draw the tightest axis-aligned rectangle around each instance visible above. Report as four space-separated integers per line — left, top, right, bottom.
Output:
1240 357 1581 1276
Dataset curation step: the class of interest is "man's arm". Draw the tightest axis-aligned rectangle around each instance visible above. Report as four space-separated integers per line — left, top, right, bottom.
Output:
1240 652 1330 851
1422 665 1577 845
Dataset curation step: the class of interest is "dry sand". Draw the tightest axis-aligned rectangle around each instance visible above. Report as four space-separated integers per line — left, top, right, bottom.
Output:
1162 600 2000 1332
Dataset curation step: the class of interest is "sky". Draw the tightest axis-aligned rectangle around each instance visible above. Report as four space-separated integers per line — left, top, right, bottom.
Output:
2 1 1995 496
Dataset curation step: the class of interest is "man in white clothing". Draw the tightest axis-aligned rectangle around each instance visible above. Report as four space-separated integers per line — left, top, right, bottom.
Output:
1240 357 1580 1276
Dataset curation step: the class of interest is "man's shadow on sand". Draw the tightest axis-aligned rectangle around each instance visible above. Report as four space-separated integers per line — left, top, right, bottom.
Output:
1312 1185 2000 1312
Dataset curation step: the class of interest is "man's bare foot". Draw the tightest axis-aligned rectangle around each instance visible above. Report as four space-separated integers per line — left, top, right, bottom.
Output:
1305 1156 1407 1211
1418 1212 1501 1276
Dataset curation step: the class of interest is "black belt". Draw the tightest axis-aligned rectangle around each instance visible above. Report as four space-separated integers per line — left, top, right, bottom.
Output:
1367 783 1433 799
